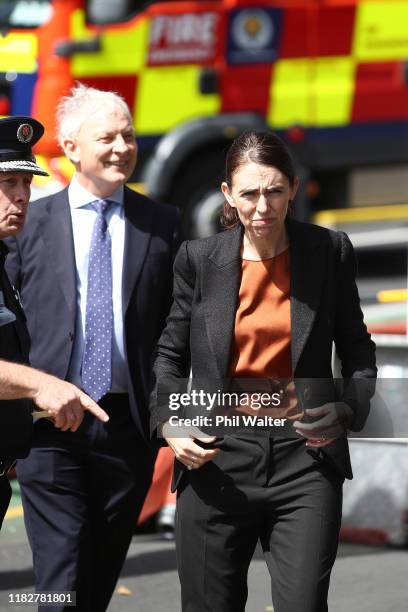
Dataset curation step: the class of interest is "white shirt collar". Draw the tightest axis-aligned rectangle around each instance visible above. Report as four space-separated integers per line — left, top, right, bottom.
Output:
68 174 124 209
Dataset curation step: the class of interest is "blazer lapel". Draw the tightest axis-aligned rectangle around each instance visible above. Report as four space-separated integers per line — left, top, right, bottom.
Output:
204 226 242 377
202 220 327 377
288 219 327 373
42 189 76 313
122 187 153 313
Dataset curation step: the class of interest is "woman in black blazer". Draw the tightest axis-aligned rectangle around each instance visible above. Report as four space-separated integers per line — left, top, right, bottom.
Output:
151 131 376 612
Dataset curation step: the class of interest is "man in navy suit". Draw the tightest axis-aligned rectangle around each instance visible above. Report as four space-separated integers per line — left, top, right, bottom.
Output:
6 85 180 611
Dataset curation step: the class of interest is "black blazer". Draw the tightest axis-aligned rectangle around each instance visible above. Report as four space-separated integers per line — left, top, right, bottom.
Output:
5 186 180 443
151 219 377 484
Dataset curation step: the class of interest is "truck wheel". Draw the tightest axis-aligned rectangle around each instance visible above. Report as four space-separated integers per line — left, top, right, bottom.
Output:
167 146 227 238
190 190 225 238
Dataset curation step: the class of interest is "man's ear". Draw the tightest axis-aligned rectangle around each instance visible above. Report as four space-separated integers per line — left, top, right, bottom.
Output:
221 182 236 208
62 138 80 164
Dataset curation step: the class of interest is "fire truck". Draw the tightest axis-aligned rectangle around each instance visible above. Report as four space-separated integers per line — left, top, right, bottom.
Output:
1 0 408 236
2 0 408 541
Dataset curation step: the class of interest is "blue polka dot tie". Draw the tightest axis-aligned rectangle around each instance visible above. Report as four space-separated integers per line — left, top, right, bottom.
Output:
81 200 113 401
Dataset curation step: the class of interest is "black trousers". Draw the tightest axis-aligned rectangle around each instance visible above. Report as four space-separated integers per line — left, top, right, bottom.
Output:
176 436 343 612
17 395 156 612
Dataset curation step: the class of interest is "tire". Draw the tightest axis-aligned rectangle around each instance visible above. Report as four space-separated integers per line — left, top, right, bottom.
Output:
167 145 227 239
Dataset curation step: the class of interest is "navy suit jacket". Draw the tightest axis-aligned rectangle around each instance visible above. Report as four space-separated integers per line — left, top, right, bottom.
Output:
5 186 180 443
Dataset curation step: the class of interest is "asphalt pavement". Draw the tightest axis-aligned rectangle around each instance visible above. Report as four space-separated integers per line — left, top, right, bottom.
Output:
1 491 407 612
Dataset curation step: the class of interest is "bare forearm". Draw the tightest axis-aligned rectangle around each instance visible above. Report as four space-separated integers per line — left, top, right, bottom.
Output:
0 359 109 430
0 359 46 401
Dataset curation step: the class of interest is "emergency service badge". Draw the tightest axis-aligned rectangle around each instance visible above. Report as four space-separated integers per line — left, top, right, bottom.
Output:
17 123 33 144
227 8 281 65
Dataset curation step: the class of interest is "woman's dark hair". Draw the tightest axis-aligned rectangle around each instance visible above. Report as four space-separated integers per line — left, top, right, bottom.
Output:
220 130 296 229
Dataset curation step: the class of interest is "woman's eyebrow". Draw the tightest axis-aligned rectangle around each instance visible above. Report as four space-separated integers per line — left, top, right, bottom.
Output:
238 187 258 195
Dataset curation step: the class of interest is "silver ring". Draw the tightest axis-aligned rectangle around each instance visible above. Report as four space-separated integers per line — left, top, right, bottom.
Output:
187 465 193 471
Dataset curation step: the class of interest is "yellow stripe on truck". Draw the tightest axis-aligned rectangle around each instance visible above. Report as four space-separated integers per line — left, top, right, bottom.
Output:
0 33 37 73
71 9 148 76
134 65 220 135
268 57 354 128
353 1 408 61
377 289 408 304
314 204 408 226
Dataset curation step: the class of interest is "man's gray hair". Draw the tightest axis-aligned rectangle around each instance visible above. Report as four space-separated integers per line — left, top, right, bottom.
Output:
56 83 132 147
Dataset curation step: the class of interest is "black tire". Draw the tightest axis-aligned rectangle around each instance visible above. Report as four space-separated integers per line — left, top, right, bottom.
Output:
167 144 228 238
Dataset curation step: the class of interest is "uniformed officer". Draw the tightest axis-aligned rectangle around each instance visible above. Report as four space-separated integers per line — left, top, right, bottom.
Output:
0 116 108 530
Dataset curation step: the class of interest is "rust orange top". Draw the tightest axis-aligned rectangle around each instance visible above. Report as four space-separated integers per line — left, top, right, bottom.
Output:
229 249 292 379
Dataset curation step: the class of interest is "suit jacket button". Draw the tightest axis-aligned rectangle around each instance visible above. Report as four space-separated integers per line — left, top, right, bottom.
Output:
68 332 74 342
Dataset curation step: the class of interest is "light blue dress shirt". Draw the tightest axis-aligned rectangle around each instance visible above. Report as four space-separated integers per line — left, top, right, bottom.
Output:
67 175 128 393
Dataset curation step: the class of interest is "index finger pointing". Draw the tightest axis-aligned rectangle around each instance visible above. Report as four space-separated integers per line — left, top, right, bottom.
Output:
80 393 109 422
